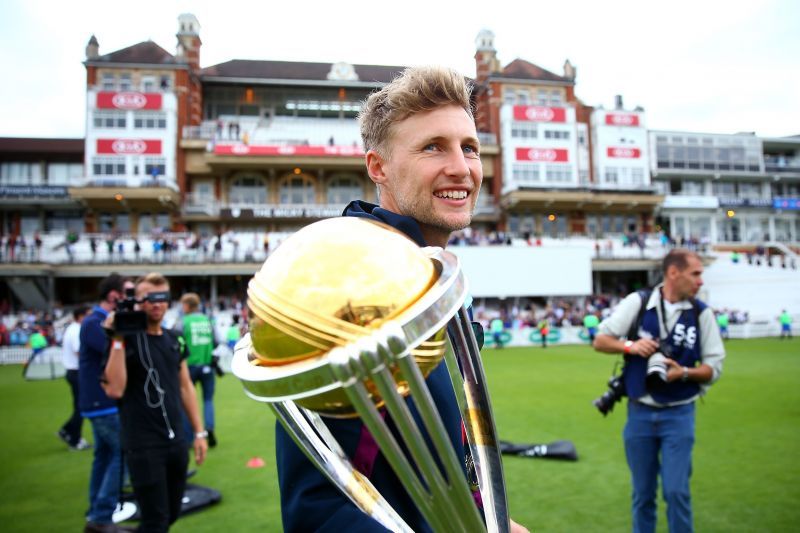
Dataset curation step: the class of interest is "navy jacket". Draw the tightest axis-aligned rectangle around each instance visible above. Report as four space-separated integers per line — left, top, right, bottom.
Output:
275 201 466 532
78 305 118 417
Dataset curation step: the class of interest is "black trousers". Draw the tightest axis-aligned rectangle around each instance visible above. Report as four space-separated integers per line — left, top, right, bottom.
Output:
126 442 188 532
61 369 83 444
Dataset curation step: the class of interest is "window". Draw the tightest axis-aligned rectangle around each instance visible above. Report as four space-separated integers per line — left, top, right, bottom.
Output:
1 162 42 185
630 168 645 185
141 76 156 92
511 122 538 139
738 182 761 199
101 73 115 91
712 181 736 197
93 111 126 129
133 112 167 129
516 91 530 105
327 176 362 204
503 90 515 105
549 89 562 106
512 164 540 184
119 73 132 91
280 175 316 204
230 175 267 205
544 130 569 140
47 163 83 185
545 165 571 183
537 89 548 106
144 158 166 179
604 167 618 184
92 157 126 176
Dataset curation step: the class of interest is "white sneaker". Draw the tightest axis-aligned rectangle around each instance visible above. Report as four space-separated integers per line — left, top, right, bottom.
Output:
70 438 92 451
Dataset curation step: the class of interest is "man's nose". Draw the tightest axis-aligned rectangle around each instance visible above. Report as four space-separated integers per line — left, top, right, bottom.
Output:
444 148 471 178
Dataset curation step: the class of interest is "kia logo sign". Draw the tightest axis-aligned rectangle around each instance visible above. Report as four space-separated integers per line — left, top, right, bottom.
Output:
513 105 567 123
111 139 147 154
607 147 641 158
516 147 569 162
605 113 639 126
232 144 250 155
528 149 557 161
526 107 554 122
111 92 148 110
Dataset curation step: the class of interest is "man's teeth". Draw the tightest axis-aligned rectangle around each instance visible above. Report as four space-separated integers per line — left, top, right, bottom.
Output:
434 190 467 200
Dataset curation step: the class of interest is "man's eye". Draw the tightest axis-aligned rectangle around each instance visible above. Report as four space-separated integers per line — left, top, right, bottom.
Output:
423 143 439 151
464 145 480 156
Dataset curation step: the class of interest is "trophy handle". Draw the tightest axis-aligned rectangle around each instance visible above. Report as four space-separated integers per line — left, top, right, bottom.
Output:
271 401 413 532
444 306 511 533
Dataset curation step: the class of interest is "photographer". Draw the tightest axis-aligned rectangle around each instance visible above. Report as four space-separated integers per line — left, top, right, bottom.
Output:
593 249 725 533
177 293 219 448
102 273 208 532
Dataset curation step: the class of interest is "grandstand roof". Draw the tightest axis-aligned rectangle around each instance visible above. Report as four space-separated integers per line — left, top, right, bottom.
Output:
201 59 406 85
0 137 83 158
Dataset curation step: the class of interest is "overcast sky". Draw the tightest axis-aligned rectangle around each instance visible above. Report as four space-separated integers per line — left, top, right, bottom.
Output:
1 0 798 139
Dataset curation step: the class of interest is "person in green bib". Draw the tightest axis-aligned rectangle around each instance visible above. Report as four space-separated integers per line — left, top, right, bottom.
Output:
179 293 218 447
779 309 792 339
490 316 505 349
583 312 600 342
717 310 730 340
226 315 242 349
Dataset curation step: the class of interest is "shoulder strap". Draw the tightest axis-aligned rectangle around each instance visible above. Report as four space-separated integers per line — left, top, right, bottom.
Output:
627 289 652 340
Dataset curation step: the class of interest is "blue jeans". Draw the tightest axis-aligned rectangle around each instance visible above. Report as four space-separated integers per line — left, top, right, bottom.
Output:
623 401 695 533
189 365 215 431
87 413 122 524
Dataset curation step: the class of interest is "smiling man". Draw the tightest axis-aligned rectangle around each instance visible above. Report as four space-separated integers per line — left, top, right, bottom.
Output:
275 67 526 532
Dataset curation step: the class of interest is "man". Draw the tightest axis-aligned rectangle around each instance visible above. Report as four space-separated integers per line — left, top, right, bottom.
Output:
276 66 526 532
583 311 600 343
593 249 725 533
779 309 792 339
79 274 127 533
178 292 218 447
490 316 506 348
102 273 207 532
58 306 91 450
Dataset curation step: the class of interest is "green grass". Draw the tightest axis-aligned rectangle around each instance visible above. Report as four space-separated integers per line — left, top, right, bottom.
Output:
0 338 798 531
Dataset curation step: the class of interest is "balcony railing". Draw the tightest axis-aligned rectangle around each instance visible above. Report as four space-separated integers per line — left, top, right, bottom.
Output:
764 156 800 173
75 176 179 191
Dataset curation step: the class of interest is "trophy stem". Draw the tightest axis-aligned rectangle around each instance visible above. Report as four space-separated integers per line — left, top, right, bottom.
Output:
446 307 511 533
271 400 413 532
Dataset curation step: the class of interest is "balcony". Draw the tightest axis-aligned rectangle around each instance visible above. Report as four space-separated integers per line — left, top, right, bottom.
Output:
183 195 346 220
764 156 800 173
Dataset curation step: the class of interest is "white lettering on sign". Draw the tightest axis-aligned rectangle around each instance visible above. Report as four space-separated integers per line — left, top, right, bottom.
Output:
528 149 557 162
112 92 147 109
111 139 146 154
526 107 555 121
231 144 250 155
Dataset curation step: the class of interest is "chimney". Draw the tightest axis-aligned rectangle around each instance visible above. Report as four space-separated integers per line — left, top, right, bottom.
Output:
615 94 624 110
176 13 201 71
85 35 99 60
563 59 576 80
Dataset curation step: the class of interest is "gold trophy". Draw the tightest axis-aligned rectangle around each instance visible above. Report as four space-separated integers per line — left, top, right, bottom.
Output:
232 217 509 532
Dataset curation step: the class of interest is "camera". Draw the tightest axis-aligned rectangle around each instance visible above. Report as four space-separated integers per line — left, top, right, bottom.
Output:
645 341 674 387
593 374 626 416
114 287 147 334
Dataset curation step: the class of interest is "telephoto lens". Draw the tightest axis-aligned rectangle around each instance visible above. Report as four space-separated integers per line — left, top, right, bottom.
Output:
646 352 668 386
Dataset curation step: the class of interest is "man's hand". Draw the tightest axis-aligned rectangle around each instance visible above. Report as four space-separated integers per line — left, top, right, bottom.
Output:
101 311 116 334
193 435 208 465
631 338 659 357
664 358 685 382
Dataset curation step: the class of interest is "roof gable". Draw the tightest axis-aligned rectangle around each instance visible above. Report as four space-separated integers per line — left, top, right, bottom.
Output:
498 59 569 84
92 41 177 66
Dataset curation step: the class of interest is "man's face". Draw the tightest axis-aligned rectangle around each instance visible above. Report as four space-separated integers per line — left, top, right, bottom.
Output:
670 255 704 300
368 104 483 247
136 282 170 325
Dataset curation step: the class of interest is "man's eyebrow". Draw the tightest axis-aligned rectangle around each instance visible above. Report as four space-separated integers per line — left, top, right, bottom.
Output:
419 134 481 147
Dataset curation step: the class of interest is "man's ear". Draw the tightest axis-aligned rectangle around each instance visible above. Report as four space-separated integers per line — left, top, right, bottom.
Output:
365 150 388 186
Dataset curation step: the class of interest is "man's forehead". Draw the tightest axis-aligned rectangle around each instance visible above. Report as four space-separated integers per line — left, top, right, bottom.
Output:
136 282 169 294
392 106 477 142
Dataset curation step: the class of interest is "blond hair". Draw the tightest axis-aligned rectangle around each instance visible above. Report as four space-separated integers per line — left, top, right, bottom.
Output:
359 66 474 156
180 292 200 311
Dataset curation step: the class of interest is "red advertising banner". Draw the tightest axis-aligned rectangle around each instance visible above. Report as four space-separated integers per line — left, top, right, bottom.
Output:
512 105 567 123
96 92 163 110
605 113 640 126
515 147 569 162
96 139 162 155
213 144 365 157
607 147 641 158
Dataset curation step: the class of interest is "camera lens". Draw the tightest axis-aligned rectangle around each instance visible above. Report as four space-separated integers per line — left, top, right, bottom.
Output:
646 352 668 386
